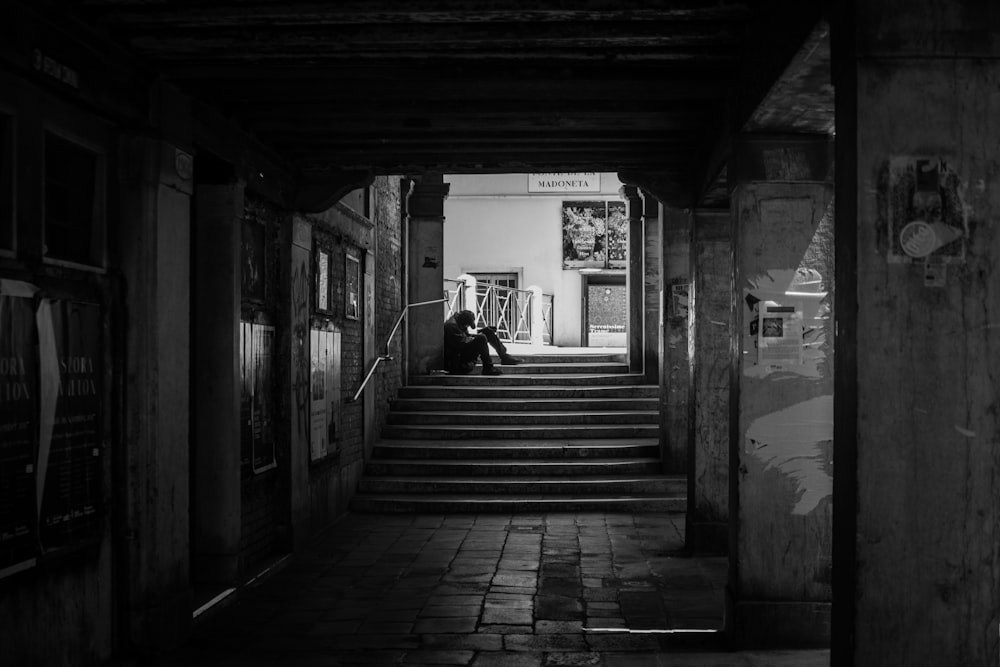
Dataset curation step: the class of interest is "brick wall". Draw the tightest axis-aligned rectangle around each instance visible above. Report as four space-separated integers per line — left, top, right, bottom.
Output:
373 176 405 440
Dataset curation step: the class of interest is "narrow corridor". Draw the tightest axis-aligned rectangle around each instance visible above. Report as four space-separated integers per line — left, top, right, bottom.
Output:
153 513 829 666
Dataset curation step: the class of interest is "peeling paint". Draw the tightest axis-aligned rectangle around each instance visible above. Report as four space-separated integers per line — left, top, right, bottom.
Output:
746 395 833 515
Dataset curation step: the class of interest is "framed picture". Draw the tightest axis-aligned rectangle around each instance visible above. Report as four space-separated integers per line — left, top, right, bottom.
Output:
345 252 360 320
241 220 266 302
316 250 330 312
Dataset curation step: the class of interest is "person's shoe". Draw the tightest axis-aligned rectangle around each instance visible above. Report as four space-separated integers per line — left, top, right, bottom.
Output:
500 355 522 365
482 366 503 376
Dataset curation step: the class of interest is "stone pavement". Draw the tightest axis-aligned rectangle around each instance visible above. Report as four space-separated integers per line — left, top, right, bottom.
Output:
154 513 830 666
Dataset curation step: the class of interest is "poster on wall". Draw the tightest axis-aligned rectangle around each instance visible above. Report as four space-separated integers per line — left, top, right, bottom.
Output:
756 302 804 368
345 253 360 320
241 220 266 302
309 328 341 461
562 201 628 269
0 287 39 574
36 300 102 553
316 250 330 311
240 321 276 473
605 201 628 268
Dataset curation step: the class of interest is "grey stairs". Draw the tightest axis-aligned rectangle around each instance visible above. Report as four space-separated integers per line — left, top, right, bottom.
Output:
350 350 685 513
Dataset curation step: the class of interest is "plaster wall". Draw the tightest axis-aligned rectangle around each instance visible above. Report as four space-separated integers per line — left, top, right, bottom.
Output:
729 180 834 645
855 59 1000 666
444 173 624 347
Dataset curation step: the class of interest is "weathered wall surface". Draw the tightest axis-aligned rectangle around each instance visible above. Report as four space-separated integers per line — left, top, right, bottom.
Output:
854 15 1000 662
729 172 834 645
661 208 691 473
643 193 662 383
687 210 730 553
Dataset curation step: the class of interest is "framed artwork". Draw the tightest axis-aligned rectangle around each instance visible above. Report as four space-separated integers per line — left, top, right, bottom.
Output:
241 220 265 302
345 252 360 320
316 250 330 312
562 200 628 270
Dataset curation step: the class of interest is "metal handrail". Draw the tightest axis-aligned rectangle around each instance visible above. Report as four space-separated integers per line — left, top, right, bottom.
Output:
347 297 448 403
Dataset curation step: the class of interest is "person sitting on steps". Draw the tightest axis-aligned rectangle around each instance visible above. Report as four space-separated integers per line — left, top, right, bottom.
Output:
443 309 521 376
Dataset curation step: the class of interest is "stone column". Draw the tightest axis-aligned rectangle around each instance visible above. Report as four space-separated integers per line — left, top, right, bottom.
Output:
120 135 194 649
642 191 662 384
685 209 730 554
624 186 643 373
405 174 450 375
191 182 242 583
660 207 691 473
838 2 1000 664
727 134 834 646
285 217 311 549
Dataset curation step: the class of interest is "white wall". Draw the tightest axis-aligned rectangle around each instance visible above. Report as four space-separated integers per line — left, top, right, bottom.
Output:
443 173 624 346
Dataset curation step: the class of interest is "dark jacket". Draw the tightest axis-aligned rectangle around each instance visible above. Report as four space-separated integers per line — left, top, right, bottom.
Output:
443 315 475 373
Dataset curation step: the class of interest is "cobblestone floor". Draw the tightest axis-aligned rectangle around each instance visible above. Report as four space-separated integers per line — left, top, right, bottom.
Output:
152 513 830 666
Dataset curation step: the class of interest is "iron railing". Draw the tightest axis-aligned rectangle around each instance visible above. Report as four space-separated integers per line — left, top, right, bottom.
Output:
348 297 448 403
445 275 553 345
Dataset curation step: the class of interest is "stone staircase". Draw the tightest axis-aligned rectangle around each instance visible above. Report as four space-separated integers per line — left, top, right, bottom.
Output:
349 349 685 513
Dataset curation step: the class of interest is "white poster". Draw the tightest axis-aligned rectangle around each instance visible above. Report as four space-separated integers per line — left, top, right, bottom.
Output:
309 329 328 461
757 302 803 367
309 328 341 460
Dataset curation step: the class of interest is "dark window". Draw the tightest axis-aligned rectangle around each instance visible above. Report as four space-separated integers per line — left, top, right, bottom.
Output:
0 114 12 251
44 132 102 265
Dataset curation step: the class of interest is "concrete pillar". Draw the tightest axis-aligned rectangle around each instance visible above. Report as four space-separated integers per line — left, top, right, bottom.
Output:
285 218 311 549
458 272 478 320
405 174 450 375
624 186 643 373
727 134 834 646
191 182 242 583
120 135 193 649
642 191 662 384
836 2 1000 663
661 207 691 473
685 209 731 554
527 285 545 345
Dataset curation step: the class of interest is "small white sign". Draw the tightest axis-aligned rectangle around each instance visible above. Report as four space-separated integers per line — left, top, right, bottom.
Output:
528 173 600 193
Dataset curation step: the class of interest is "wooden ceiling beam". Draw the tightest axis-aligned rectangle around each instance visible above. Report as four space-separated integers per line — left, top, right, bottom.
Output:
84 1 752 27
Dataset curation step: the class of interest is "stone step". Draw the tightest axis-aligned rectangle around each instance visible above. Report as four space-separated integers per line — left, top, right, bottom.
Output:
357 474 683 495
389 397 658 412
386 410 658 426
397 385 658 399
348 493 685 514
501 353 626 364
379 423 661 440
472 362 630 375
409 373 651 387
371 438 660 460
365 457 662 476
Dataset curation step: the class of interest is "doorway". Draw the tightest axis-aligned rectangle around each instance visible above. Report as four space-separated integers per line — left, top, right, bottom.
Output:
581 272 626 347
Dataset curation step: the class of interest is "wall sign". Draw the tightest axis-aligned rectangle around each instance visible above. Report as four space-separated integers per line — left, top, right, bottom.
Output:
528 173 600 193
886 156 966 264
